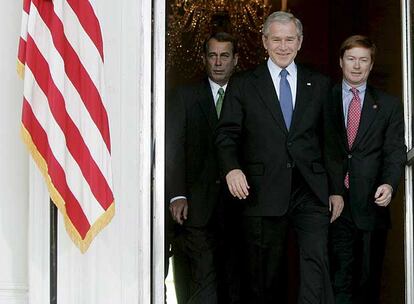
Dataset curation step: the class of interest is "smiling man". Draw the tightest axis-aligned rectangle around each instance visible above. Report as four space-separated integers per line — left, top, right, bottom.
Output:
328 35 406 304
215 11 338 303
165 32 238 303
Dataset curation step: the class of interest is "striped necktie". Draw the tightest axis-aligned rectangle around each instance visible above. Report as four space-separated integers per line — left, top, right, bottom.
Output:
216 87 225 117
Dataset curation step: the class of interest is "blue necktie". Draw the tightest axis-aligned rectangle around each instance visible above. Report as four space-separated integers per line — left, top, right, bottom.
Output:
279 69 293 129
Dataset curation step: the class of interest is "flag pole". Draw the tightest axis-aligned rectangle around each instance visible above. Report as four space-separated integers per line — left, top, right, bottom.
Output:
50 199 58 304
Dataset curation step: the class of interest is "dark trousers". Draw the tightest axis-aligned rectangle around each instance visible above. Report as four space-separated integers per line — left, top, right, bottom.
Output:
240 172 334 304
330 196 388 304
172 225 218 304
216 192 244 304
170 187 244 304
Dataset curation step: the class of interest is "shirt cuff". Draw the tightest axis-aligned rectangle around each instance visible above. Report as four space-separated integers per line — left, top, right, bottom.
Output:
170 196 186 204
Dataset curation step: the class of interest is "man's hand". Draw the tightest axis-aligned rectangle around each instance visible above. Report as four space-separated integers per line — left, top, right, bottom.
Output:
375 184 393 207
169 198 188 225
329 195 344 223
226 169 250 199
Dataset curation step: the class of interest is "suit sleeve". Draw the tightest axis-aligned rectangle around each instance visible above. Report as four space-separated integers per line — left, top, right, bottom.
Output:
323 85 345 196
380 99 407 193
165 88 187 202
215 76 244 176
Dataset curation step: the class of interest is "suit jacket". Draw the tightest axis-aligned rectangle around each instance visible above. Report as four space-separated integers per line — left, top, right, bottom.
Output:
215 63 332 216
327 84 406 230
165 79 221 227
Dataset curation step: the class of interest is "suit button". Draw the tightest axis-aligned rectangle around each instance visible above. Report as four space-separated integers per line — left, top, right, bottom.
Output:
348 154 352 159
287 163 292 168
287 141 292 147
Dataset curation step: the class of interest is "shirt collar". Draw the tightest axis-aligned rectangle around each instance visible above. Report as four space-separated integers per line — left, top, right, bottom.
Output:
267 59 297 78
342 80 367 94
208 78 227 97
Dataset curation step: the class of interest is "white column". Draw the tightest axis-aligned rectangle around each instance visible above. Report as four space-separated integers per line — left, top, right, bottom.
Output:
153 0 166 301
402 0 414 303
27 162 50 304
0 2 29 304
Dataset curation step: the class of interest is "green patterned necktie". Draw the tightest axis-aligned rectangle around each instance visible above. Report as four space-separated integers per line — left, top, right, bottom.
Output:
216 87 225 117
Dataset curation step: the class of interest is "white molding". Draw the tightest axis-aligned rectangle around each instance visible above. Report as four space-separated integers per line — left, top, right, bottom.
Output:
0 282 28 304
0 292 28 304
136 0 153 303
0 283 28 292
152 0 166 303
401 0 414 303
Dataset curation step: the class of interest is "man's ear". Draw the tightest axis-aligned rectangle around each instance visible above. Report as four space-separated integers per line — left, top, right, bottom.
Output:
297 35 303 51
369 61 374 71
234 53 239 66
262 35 268 50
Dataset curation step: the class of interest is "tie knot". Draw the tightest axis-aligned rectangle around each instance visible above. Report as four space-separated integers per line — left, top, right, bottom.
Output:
350 87 359 97
218 87 225 97
280 69 288 78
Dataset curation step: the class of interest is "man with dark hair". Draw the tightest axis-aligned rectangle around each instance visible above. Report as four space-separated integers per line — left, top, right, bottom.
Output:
166 32 239 303
328 35 406 303
215 11 339 303
203 32 238 59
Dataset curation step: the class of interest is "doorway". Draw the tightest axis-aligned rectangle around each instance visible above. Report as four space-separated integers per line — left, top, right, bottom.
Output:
158 1 413 303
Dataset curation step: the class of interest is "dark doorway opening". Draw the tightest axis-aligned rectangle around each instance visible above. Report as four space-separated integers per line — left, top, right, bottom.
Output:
165 1 405 303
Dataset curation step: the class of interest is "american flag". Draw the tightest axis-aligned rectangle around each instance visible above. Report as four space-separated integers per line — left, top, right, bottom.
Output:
18 0 114 253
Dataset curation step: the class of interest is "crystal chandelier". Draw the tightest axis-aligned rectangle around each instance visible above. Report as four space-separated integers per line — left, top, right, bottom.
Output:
167 0 272 81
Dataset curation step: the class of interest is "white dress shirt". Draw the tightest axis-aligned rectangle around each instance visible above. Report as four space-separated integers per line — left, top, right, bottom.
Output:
267 59 298 108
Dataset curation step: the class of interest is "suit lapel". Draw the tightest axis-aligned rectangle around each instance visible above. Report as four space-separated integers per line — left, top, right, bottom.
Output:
197 79 218 130
352 86 379 149
289 66 312 133
252 64 288 134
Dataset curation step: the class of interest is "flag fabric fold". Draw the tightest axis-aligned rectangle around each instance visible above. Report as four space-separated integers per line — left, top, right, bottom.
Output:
18 0 114 253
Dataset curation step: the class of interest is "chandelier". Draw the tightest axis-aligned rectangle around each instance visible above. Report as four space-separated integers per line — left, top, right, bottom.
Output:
167 0 272 81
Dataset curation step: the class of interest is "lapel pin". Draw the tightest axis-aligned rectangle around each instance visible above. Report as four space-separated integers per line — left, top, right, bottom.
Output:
306 82 311 86
373 104 378 109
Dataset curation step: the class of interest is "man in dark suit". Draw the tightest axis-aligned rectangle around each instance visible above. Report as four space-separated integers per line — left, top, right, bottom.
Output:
165 32 239 304
215 11 340 303
327 35 406 304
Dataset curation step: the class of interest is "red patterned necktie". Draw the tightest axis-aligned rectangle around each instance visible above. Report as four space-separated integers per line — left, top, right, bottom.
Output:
344 87 362 188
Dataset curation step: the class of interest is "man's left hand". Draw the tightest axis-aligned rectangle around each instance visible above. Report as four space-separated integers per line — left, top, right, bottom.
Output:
375 184 393 207
329 195 344 223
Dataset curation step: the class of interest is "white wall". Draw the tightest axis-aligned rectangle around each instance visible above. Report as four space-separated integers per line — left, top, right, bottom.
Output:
0 1 29 304
1 0 154 303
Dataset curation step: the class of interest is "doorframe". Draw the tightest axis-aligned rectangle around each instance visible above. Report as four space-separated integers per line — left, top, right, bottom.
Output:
152 1 414 303
153 0 166 303
401 0 414 303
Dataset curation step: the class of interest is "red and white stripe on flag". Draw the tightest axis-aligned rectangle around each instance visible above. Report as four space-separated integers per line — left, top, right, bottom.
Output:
17 0 114 253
